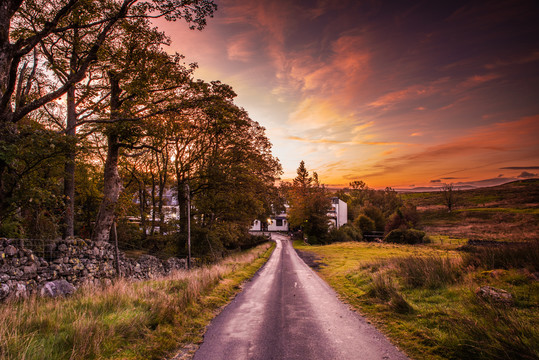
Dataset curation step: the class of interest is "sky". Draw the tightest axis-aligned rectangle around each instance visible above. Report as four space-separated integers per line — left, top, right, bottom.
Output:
155 0 539 189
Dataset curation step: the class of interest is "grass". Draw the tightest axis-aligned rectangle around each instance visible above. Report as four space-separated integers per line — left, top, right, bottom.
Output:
0 242 275 360
295 240 539 360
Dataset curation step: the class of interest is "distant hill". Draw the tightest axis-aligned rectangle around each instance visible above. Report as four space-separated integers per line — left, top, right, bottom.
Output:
402 178 539 210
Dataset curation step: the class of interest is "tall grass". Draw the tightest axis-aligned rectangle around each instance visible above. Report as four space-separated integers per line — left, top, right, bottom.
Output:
462 240 539 271
393 255 462 289
0 242 273 360
440 296 539 360
367 273 413 314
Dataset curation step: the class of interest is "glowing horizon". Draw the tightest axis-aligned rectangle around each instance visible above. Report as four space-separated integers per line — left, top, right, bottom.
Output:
154 0 539 189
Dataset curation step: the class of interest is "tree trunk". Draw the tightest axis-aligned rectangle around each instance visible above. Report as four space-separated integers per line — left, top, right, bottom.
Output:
92 133 122 243
92 72 123 243
63 85 76 238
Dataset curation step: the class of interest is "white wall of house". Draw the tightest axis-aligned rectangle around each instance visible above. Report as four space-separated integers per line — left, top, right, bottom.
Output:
250 220 262 231
267 217 289 232
329 197 348 228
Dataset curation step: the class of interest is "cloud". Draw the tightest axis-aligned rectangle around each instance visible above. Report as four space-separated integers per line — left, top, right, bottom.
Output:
286 135 401 146
430 179 441 183
226 33 258 62
517 171 538 178
500 166 539 170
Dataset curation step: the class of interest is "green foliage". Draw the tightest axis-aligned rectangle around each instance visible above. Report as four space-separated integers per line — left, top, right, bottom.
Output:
0 119 68 238
384 229 426 244
361 205 385 231
384 203 420 233
355 214 375 233
327 224 362 243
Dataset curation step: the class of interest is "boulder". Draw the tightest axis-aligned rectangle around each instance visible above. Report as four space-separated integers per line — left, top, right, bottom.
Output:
4 245 17 257
40 280 76 298
0 283 9 299
475 286 513 305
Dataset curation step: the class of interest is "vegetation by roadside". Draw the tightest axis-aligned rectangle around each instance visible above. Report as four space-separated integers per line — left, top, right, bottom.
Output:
0 242 274 360
294 240 539 360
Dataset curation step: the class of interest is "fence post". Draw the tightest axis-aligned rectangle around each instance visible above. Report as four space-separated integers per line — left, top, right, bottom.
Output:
112 220 121 277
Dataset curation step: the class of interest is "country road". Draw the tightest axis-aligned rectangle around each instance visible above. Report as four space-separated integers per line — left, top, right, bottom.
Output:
193 233 409 360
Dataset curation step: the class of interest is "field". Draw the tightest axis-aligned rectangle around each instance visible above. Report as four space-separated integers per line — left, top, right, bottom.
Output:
295 180 539 359
0 242 274 360
402 179 539 242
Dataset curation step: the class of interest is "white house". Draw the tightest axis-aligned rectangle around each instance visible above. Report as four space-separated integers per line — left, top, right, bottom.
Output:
328 197 348 229
250 198 347 232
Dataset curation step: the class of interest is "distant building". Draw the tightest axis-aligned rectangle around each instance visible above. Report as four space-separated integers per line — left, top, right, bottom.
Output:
328 197 348 229
250 198 347 232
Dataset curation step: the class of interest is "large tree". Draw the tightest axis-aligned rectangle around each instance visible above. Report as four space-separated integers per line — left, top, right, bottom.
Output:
286 161 331 244
0 0 216 232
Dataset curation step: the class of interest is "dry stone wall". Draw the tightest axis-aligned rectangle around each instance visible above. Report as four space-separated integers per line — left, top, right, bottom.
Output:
0 238 187 300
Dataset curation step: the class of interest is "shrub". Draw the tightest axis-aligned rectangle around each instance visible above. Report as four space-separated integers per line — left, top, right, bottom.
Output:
384 229 425 244
393 256 461 289
327 224 362 243
355 214 375 233
385 203 420 233
361 206 385 231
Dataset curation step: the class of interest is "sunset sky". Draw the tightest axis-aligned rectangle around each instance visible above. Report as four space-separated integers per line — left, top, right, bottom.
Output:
156 0 539 189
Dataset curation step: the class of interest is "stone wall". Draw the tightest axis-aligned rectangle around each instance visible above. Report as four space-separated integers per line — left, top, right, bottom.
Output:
0 238 188 300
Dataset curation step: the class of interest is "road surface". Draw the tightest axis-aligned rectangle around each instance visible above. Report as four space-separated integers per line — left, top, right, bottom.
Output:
193 233 409 360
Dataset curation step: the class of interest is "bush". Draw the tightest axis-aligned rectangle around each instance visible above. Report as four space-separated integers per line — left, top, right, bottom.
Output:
327 224 362 243
355 214 375 233
361 206 386 231
385 203 420 233
384 229 425 244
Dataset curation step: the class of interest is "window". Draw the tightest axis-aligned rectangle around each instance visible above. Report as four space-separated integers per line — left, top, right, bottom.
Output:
276 219 283 227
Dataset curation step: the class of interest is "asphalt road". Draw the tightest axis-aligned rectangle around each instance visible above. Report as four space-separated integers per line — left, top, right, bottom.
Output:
193 233 409 360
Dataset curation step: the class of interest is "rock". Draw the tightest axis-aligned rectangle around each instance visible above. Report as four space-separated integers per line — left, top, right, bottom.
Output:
4 245 17 257
40 280 76 298
13 283 27 298
475 286 513 305
0 283 9 299
57 243 68 252
23 263 38 276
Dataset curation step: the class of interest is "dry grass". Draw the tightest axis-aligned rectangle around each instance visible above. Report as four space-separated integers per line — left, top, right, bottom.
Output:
0 242 274 360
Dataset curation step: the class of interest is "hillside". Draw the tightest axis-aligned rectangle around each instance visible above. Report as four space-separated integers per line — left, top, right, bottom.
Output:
402 179 539 242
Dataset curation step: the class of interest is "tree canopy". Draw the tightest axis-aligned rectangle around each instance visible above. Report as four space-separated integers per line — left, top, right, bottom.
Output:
0 0 282 261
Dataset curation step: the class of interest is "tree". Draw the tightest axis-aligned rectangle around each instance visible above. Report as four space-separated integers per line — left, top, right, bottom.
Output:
286 161 331 244
441 183 457 213
90 18 197 242
0 0 217 233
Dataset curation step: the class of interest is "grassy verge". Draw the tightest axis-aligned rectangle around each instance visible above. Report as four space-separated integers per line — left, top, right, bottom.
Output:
295 240 539 360
0 242 275 360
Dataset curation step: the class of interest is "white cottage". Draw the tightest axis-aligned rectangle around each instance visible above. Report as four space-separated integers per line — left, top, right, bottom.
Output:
249 198 347 232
